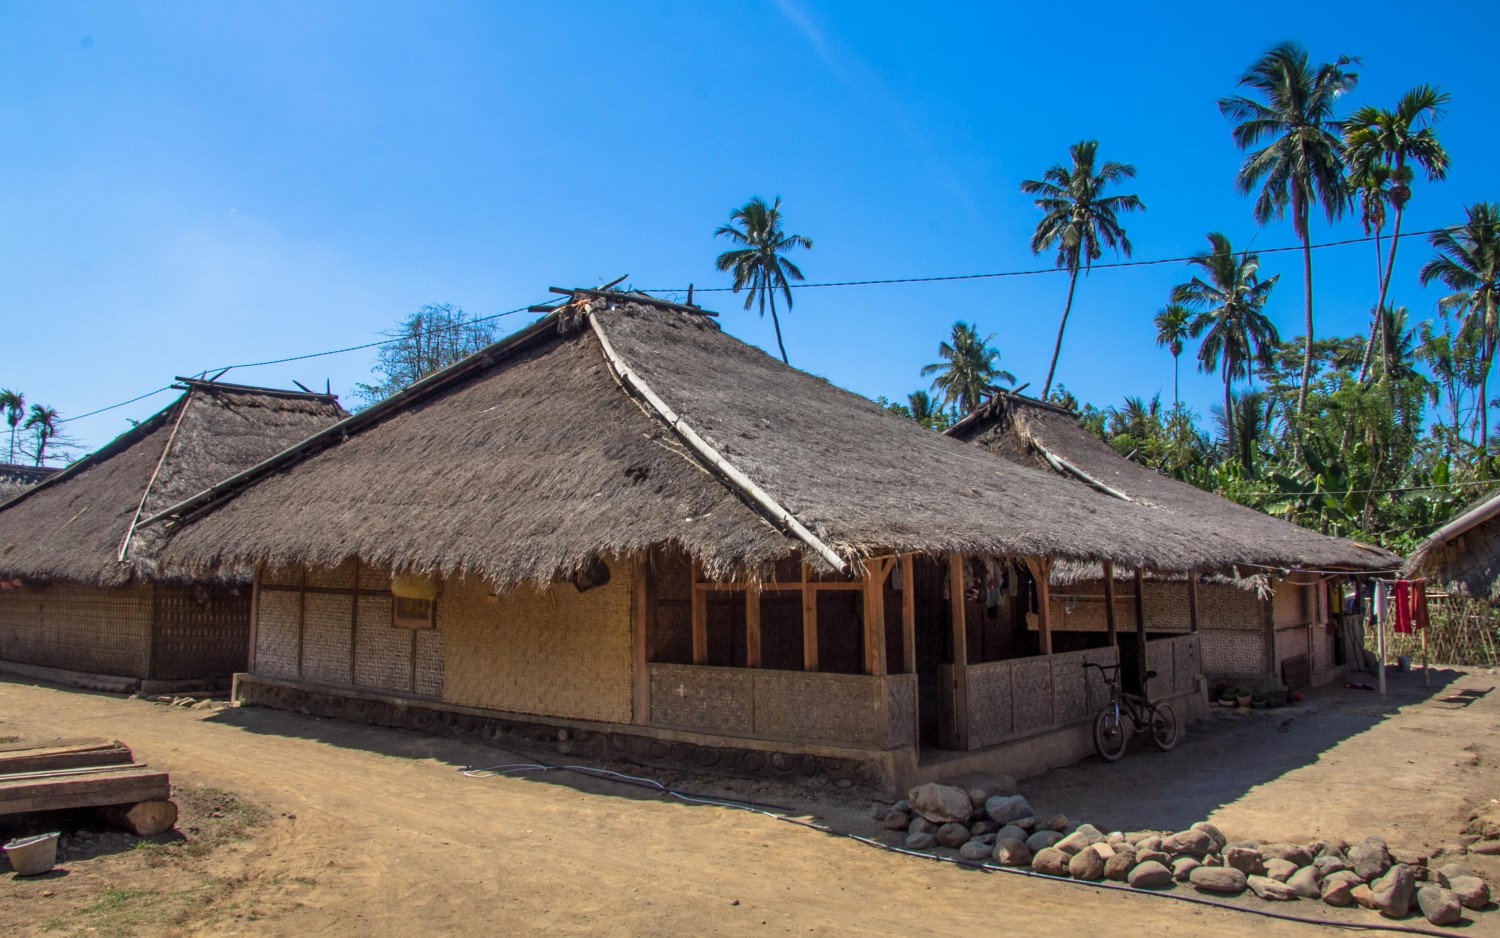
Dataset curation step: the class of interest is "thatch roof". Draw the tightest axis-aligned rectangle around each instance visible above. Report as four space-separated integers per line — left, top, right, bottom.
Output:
156 294 1276 589
0 381 345 586
1405 487 1500 601
947 393 1399 574
0 464 59 504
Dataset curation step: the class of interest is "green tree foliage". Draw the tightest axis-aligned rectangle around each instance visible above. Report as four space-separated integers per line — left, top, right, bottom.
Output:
1420 202 1500 447
1020 140 1144 397
1220 43 1358 416
1153 305 1192 406
714 196 812 365
1171 233 1280 448
0 389 23 464
22 404 60 467
1344 85 1450 382
357 304 498 404
920 321 1015 414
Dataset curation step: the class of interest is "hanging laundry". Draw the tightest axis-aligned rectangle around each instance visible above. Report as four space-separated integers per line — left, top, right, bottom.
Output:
1328 583 1343 617
1411 578 1430 632
1392 579 1412 634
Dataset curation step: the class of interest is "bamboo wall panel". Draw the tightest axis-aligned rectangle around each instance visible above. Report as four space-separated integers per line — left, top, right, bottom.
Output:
414 628 443 698
150 585 249 681
0 583 153 678
255 589 300 678
307 558 357 590
440 562 633 724
354 594 408 692
960 645 1119 750
301 593 353 685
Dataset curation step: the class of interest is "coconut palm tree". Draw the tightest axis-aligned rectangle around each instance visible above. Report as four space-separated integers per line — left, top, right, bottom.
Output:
1344 85 1450 382
22 404 59 467
1171 233 1280 447
0 389 23 463
920 321 1016 414
1420 203 1500 446
1219 43 1357 416
1020 140 1145 397
1349 162 1392 299
906 390 944 430
1153 304 1192 406
714 196 812 364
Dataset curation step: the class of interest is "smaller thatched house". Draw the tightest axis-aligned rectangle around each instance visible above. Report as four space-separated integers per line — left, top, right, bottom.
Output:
1406 488 1500 602
946 393 1400 689
0 464 59 503
0 380 345 692
152 291 1319 793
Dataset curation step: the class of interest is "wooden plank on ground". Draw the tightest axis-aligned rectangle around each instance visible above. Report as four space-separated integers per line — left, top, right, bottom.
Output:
0 740 133 776
0 737 115 754
0 766 170 816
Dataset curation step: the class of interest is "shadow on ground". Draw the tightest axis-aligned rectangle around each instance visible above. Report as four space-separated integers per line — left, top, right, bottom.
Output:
1019 666 1475 832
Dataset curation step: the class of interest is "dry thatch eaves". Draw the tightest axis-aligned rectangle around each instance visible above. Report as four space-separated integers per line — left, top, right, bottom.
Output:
0 381 345 586
155 295 1315 590
1405 487 1500 601
946 393 1400 574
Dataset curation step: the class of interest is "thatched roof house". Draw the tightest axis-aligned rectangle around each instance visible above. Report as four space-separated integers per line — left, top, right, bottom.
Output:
947 394 1399 686
0 464 59 504
140 293 1276 791
0 380 344 692
1406 488 1500 602
946 393 1397 573
158 301 1275 585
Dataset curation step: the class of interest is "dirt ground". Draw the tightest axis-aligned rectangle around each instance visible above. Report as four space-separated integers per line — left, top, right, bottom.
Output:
1 666 1497 937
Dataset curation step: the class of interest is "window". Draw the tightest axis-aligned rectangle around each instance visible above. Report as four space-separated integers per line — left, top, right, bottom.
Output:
393 596 435 629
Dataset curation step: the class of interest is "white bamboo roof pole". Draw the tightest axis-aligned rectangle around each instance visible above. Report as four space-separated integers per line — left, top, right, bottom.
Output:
587 309 849 576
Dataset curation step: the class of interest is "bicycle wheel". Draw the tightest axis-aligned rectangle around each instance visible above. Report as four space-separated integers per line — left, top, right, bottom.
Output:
1093 707 1129 762
1146 701 1179 751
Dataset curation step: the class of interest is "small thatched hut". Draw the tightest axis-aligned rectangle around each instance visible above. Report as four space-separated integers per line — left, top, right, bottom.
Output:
0 464 59 503
946 393 1399 689
0 380 345 692
1406 488 1500 601
154 293 1347 791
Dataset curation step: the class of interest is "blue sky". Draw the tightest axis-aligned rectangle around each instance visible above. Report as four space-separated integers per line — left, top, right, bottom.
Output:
3 1 1498 458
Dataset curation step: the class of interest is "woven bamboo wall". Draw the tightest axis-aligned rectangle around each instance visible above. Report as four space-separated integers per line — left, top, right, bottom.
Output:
0 582 153 677
252 559 446 698
440 561 633 724
149 584 250 680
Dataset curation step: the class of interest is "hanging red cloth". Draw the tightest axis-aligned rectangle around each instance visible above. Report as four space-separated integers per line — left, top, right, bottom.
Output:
1411 578 1430 631
1392 580 1413 634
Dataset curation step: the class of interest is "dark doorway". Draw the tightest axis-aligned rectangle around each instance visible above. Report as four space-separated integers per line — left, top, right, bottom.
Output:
911 555 949 750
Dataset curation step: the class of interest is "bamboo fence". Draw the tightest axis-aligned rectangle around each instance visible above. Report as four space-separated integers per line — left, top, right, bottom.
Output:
1364 593 1500 668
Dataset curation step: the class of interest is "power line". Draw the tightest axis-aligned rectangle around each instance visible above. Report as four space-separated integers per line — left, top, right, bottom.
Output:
59 302 546 425
642 221 1500 295
60 386 175 423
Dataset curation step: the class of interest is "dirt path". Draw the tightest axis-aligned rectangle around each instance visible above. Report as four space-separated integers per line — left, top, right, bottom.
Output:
1 668 1497 936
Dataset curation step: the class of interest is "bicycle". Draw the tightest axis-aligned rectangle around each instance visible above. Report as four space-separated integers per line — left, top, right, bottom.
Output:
1082 661 1179 761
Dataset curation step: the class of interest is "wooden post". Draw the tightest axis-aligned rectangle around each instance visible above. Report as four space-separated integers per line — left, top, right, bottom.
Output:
947 554 970 750
1263 586 1279 679
1101 560 1118 647
296 567 307 679
349 560 359 687
1134 569 1149 689
1187 573 1200 633
901 553 916 675
248 570 261 673
801 561 819 672
1025 557 1054 656
632 554 654 725
745 583 762 669
690 559 707 666
863 558 892 676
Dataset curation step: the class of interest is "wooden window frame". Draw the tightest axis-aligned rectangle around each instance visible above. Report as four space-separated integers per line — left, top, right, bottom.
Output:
393 595 437 630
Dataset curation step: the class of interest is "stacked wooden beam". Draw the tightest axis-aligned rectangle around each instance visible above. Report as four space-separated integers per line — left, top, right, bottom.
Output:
0 738 176 835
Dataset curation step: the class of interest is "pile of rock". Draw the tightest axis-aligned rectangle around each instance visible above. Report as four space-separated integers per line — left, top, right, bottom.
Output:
876 783 1493 927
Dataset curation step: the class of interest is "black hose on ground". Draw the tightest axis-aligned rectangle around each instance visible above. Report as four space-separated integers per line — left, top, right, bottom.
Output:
458 756 1461 938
